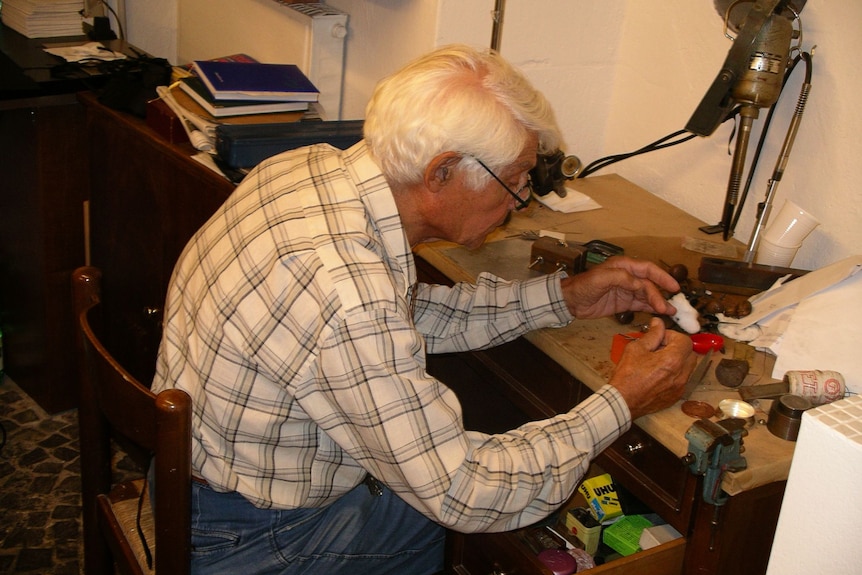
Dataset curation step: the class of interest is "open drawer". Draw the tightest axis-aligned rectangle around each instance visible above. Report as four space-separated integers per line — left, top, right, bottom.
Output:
448 461 687 575
448 529 685 575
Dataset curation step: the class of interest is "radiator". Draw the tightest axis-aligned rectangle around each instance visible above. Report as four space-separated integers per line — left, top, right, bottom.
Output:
277 3 348 120
178 1 349 119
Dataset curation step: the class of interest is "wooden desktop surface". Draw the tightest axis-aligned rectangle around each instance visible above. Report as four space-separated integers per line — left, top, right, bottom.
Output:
415 173 796 496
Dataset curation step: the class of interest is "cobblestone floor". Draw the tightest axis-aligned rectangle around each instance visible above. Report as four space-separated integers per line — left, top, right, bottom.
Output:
1 376 143 574
0 377 82 574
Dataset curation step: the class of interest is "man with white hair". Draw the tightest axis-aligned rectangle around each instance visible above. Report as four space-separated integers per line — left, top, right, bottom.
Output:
152 44 695 575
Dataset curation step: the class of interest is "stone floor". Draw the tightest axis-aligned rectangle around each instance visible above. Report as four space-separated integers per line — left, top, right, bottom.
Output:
0 376 83 574
0 376 142 573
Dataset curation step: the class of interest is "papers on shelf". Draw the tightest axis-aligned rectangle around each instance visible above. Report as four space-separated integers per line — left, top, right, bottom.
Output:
154 84 218 152
43 41 126 63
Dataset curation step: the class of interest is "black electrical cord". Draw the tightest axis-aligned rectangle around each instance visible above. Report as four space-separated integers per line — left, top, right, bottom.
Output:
576 51 812 185
100 0 126 41
729 51 812 233
577 129 698 179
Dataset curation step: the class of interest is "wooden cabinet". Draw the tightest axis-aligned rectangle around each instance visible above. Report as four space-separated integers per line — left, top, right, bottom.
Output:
0 25 144 412
428 335 784 575
447 531 686 575
424 339 688 574
79 92 234 384
0 92 88 412
425 338 691 575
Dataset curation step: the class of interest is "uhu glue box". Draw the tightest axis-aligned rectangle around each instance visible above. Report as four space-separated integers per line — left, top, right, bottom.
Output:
577 473 622 523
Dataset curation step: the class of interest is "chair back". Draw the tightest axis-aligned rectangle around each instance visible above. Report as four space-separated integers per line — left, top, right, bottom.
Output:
74 266 191 575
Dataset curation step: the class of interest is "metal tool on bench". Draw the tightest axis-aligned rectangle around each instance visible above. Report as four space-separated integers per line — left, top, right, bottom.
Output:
682 418 748 507
528 237 587 275
680 349 717 418
738 381 790 401
681 417 749 549
683 349 715 399
527 237 623 275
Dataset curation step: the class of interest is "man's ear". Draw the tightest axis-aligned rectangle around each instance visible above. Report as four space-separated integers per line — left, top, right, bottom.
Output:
425 152 463 193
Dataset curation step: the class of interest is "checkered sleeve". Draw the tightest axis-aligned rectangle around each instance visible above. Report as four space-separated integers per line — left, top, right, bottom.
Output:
299 302 630 532
414 271 573 354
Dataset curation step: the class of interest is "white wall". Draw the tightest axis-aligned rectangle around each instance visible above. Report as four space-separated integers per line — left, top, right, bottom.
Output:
119 0 860 273
112 0 176 62
175 0 310 66
603 1 861 272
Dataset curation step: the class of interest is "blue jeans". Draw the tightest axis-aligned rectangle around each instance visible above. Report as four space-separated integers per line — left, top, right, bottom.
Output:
189 479 446 575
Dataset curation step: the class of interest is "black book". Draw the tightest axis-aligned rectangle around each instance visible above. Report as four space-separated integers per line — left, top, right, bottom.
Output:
179 77 309 117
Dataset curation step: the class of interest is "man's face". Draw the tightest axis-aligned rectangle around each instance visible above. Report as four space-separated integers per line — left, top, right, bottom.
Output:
442 135 539 250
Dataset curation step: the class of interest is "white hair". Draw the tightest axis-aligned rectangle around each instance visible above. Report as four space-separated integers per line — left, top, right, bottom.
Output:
364 44 563 188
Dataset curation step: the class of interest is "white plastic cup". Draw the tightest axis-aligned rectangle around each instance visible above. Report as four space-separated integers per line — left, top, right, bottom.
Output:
754 236 799 267
762 199 820 247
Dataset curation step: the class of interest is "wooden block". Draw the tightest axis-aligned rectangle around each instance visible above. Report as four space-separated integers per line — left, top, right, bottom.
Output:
528 237 587 275
145 98 189 144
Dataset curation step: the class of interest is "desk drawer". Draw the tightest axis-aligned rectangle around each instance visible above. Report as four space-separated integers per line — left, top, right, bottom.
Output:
597 426 698 534
449 530 685 575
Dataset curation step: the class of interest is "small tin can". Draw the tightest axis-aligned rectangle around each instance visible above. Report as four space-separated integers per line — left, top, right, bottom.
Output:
783 370 845 406
767 394 813 441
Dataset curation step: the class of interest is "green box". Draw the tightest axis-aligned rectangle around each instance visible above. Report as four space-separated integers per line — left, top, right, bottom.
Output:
602 515 654 556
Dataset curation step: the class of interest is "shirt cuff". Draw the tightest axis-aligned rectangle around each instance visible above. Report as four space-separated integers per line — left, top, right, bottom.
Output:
564 384 632 456
519 272 573 330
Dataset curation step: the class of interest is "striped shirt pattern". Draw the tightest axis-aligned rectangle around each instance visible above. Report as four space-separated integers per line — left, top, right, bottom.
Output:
151 141 631 532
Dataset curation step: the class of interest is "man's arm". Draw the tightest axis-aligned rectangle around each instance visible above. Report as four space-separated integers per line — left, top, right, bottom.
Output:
302 305 629 533
412 272 572 354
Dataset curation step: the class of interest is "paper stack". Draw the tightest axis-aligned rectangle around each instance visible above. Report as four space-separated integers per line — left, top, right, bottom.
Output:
2 0 84 38
717 255 862 394
535 185 602 213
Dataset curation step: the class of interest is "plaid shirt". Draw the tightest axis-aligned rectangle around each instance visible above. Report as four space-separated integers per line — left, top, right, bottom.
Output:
152 141 631 532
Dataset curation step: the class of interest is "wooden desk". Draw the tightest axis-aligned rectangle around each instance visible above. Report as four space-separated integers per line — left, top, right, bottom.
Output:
417 175 793 575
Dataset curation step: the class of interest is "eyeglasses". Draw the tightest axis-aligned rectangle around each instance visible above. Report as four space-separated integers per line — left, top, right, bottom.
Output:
473 157 532 211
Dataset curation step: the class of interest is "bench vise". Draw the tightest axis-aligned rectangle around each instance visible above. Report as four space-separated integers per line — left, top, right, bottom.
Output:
682 418 748 506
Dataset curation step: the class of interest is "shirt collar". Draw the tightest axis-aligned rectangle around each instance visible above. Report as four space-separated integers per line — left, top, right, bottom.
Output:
343 141 416 287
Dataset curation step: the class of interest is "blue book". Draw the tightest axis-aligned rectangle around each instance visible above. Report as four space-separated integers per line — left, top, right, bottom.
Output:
192 60 320 102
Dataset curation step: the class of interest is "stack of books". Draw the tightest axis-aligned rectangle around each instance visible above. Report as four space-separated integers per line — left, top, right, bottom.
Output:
178 59 320 120
2 0 84 38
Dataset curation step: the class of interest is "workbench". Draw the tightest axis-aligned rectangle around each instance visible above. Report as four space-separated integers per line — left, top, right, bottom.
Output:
416 174 795 575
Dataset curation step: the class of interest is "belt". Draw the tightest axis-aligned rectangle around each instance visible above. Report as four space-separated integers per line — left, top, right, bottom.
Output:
191 475 209 486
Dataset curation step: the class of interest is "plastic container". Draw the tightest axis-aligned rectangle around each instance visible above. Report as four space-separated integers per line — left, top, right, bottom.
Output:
537 549 577 575
602 514 653 556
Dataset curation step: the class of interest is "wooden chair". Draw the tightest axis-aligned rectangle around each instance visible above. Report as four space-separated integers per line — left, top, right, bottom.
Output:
73 266 192 575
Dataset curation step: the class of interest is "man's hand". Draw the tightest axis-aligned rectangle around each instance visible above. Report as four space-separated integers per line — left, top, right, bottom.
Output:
610 318 696 420
559 256 680 320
